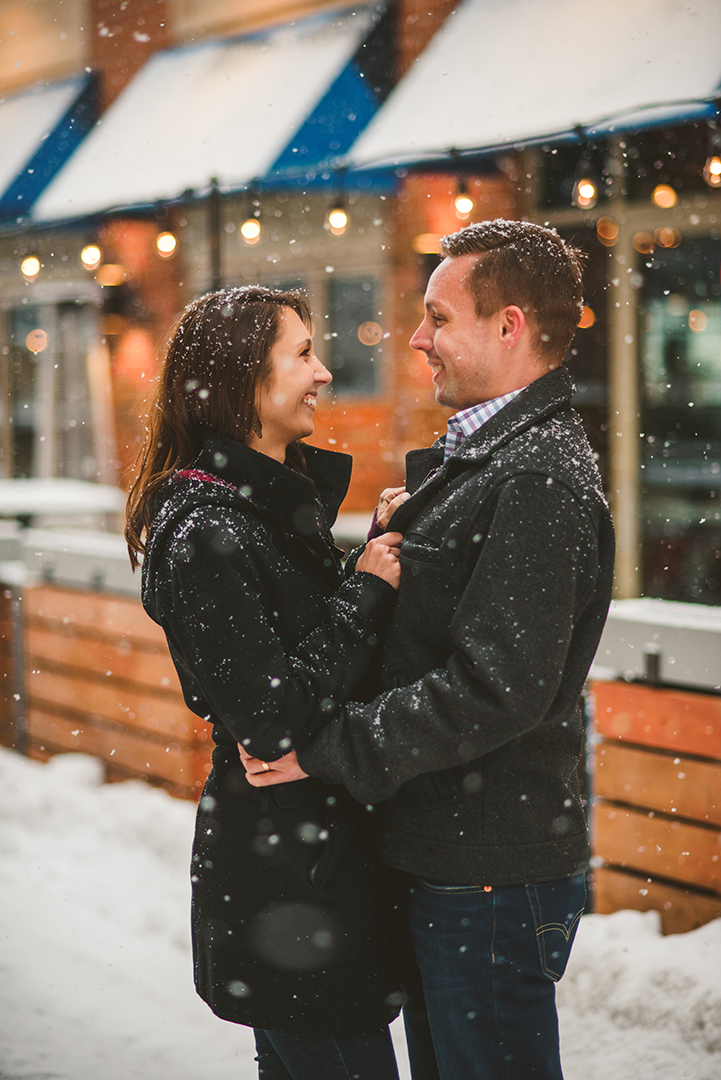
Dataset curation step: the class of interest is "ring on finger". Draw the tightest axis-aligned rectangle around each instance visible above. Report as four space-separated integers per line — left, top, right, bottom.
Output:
260 760 271 772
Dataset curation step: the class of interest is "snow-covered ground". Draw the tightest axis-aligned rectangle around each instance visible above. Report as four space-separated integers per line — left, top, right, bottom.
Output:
0 747 719 1080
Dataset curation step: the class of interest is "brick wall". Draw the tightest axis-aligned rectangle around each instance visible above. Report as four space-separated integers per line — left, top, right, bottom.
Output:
89 0 171 109
395 0 457 78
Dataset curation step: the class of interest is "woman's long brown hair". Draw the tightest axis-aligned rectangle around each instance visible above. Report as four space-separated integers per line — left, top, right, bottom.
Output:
125 285 312 569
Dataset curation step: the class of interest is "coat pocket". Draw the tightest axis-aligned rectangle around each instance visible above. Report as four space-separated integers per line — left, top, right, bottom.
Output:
413 767 465 812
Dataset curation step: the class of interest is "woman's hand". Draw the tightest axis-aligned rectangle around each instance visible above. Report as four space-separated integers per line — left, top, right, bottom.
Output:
376 487 410 530
355 532 403 590
238 744 308 786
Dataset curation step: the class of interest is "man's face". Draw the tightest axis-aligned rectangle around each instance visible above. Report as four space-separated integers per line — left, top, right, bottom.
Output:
409 254 515 410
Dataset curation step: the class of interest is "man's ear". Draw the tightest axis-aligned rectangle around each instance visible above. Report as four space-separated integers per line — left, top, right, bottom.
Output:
499 305 525 348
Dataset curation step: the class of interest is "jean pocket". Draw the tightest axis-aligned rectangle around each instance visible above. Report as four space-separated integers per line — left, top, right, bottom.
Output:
524 874 586 982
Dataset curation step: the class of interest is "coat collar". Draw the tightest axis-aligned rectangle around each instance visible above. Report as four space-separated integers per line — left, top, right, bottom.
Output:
195 434 352 538
394 366 575 527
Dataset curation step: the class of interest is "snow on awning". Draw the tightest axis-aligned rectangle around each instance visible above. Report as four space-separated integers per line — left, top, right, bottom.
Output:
33 4 390 224
348 0 721 169
0 74 96 220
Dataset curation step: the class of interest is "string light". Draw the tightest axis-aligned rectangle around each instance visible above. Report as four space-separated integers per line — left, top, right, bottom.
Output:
156 231 177 257
20 256 41 280
571 130 599 210
703 128 721 188
327 201 348 236
454 180 474 218
80 244 102 269
240 216 261 243
572 176 598 209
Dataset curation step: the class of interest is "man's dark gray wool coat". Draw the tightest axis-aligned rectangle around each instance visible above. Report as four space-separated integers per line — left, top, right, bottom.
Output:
298 366 616 886
141 435 401 1035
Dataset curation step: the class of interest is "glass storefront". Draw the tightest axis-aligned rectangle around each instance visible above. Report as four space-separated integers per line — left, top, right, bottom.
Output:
640 235 721 603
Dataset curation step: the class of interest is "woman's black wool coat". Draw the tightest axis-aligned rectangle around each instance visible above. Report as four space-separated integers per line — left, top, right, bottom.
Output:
141 434 401 1035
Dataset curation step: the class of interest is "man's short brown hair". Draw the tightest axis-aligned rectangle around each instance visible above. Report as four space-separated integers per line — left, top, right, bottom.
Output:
440 220 586 364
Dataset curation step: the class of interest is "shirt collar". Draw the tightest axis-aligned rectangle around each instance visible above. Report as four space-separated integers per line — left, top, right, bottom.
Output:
444 387 526 461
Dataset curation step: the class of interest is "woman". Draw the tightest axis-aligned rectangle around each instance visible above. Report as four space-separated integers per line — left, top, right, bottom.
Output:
125 286 404 1079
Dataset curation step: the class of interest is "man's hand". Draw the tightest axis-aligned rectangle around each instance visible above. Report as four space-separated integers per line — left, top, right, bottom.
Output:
376 486 410 530
238 744 308 786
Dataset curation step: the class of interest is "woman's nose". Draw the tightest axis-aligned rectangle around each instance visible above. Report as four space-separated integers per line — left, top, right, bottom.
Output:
313 357 333 384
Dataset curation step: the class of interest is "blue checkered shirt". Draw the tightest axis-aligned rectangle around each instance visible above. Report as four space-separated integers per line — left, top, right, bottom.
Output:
443 388 526 461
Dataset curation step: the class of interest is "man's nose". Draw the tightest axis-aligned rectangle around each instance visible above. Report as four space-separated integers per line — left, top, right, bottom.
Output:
409 321 430 352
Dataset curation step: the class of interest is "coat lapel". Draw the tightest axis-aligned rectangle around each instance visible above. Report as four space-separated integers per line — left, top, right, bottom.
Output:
388 367 574 532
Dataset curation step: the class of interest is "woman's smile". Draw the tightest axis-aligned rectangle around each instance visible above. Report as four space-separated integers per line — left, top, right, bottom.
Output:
250 308 332 461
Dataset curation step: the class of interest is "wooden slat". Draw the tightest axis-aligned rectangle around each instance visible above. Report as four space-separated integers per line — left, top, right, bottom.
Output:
593 865 721 935
26 585 167 648
27 666 200 743
592 680 721 761
25 625 182 693
593 800 721 895
0 588 14 747
595 741 721 827
27 707 200 787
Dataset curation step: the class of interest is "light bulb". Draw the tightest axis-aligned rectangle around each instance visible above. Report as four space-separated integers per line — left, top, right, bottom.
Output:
328 206 348 235
80 244 102 269
156 231 177 257
21 256 41 280
454 181 473 218
240 218 261 243
703 154 721 188
572 177 598 209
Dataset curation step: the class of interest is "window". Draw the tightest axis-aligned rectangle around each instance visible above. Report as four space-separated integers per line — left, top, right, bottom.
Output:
1 302 99 480
326 277 382 396
640 236 721 603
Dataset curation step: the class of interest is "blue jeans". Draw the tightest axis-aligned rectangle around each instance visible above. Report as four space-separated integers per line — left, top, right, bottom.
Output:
402 873 586 1080
254 1026 399 1080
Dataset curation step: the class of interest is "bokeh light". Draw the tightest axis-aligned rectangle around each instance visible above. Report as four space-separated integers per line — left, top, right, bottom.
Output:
632 232 655 255
25 329 48 353
96 263 126 286
412 233 441 254
651 184 677 209
577 306 596 329
357 321 382 346
654 227 682 249
596 217 619 247
689 309 708 334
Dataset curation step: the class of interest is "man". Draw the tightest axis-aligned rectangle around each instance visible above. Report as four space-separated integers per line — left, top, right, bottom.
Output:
244 220 615 1078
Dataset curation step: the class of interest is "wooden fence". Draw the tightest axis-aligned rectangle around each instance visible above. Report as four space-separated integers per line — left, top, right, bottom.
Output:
591 679 721 934
0 586 14 748
3 583 212 799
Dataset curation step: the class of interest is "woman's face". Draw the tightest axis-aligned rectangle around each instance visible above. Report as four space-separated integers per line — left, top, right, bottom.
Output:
250 307 332 461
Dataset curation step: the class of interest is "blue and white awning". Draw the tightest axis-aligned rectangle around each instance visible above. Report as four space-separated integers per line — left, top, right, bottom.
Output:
33 3 391 223
348 0 721 169
0 74 96 220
